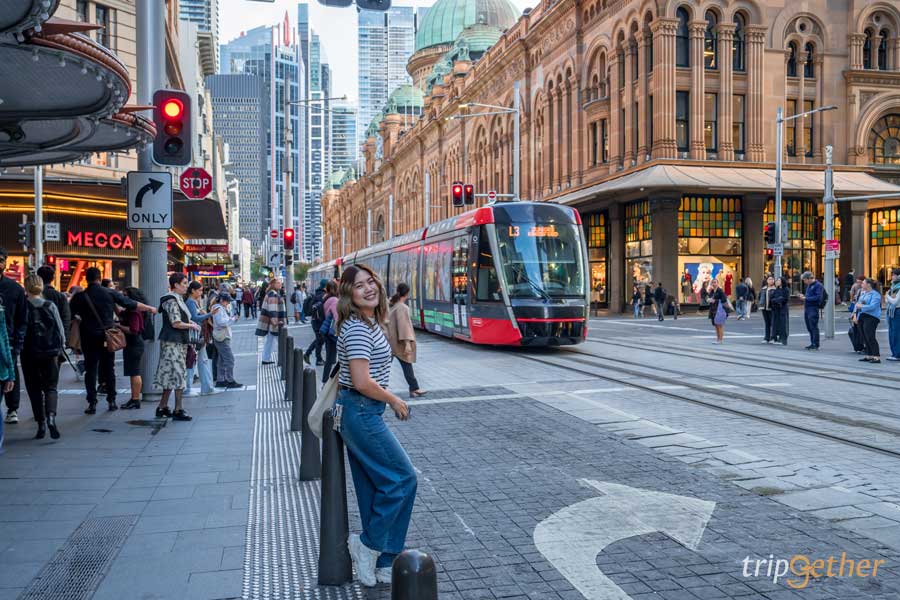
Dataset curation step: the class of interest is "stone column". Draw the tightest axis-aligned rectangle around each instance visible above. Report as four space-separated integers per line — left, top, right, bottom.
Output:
569 75 583 185
848 34 865 70
608 202 624 313
743 194 766 281
650 193 681 297
689 21 706 159
814 55 824 160
892 37 900 71
543 96 552 195
651 17 679 159
796 50 808 162
556 90 565 189
636 31 648 163
718 23 735 161
561 82 571 187
623 41 636 166
609 50 622 173
846 202 869 279
746 25 766 162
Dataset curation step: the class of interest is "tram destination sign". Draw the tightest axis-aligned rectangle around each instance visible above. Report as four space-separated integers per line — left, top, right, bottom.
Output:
126 171 173 230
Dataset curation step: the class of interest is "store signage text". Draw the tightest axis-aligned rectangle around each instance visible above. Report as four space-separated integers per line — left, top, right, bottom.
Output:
67 231 134 250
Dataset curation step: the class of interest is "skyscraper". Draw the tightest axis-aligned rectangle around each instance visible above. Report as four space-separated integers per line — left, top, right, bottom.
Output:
179 0 219 72
357 7 417 148
206 74 267 251
331 103 358 174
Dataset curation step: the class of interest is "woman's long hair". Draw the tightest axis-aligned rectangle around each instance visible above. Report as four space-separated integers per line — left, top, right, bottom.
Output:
324 280 338 299
336 264 388 334
389 282 410 307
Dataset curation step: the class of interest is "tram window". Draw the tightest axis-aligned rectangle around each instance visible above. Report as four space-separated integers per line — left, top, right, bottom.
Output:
476 227 501 302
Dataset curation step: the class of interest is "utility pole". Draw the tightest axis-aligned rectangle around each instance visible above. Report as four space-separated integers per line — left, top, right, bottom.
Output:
283 70 294 300
774 106 783 275
823 145 835 340
137 0 168 399
34 166 43 266
423 172 430 226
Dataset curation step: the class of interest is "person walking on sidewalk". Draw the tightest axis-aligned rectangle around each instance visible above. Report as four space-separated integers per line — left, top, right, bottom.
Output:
256 278 286 365
184 281 218 397
22 274 65 440
799 271 825 350
335 264 415 587
759 275 777 343
387 283 427 398
771 276 790 345
155 274 201 421
119 287 154 410
290 285 305 324
241 286 254 319
303 279 328 365
887 268 900 362
0 305 17 454
0 249 26 425
735 278 750 321
643 283 654 318
36 265 70 350
631 285 642 319
319 280 339 384
211 294 242 388
706 278 731 344
853 278 883 364
653 283 667 321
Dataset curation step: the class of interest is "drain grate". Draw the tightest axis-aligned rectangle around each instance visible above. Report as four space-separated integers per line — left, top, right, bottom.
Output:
19 516 135 600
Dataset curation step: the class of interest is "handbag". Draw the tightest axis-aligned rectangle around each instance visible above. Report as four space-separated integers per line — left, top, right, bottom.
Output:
309 363 340 439
84 293 126 352
67 316 82 352
185 345 197 369
713 302 728 326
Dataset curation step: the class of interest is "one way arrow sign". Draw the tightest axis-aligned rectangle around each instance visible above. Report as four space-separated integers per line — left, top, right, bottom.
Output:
533 480 716 600
127 171 172 230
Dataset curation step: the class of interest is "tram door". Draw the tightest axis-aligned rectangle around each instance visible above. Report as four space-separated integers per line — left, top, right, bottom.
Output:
452 235 470 338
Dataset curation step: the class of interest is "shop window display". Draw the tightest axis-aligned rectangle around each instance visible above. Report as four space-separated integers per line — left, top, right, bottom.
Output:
585 213 608 309
871 208 900 289
625 200 652 298
764 198 817 293
677 196 742 303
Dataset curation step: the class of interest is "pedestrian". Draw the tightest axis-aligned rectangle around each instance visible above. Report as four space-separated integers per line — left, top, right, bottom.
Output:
290 285 304 324
643 283 654 318
303 279 328 365
334 264 415 587
387 283 427 398
211 294 242 388
631 285 642 319
852 278 883 364
653 282 666 322
735 277 749 321
887 268 900 362
249 284 258 318
184 281 218 396
319 280 339 384
205 290 220 382
844 269 856 304
241 285 254 319
799 271 825 350
850 275 866 307
119 287 153 410
70 267 155 413
759 275 776 343
67 284 85 376
0 248 26 425
37 265 71 349
22 274 65 440
0 304 17 455
154 273 201 420
299 283 309 324
771 276 790 345
706 278 730 344
256 278 286 365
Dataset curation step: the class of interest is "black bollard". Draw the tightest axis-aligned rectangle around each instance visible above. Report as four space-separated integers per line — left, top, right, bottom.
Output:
277 328 286 371
318 411 352 585
391 550 438 600
299 367 321 479
290 349 305 431
283 337 294 384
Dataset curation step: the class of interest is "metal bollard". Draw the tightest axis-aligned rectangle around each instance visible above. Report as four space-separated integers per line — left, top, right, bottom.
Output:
277 328 286 370
318 411 352 585
283 337 294 383
299 367 321 479
290 349 305 431
391 550 438 600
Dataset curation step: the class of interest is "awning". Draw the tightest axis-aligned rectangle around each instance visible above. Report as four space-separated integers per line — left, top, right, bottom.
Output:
173 196 227 239
555 164 900 206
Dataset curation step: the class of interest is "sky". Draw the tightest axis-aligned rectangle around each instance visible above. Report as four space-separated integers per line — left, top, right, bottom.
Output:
220 0 533 103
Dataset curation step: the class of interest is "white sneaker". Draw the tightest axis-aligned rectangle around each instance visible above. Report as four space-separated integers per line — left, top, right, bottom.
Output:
348 534 378 587
5 410 17 424
375 567 392 584
200 389 224 396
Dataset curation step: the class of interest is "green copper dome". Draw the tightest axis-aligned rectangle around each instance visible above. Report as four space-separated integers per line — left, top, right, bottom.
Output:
455 23 503 57
385 84 424 113
415 0 518 52
366 112 383 137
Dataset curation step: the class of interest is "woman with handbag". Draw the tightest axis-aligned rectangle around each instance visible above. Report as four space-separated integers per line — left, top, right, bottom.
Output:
334 264 414 587
120 287 153 410
853 278 883 364
184 281 218 396
319 280 339 385
155 274 201 421
706 278 731 344
387 283 426 398
211 294 241 388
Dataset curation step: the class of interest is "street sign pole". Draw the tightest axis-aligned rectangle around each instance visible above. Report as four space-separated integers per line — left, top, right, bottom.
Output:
137 0 168 400
774 106 783 277
823 145 835 340
34 165 43 267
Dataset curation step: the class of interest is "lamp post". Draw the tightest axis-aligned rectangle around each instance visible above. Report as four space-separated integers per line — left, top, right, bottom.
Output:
774 104 837 275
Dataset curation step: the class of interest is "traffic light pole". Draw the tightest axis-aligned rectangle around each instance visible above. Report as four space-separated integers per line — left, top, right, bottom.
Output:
774 106 783 276
137 0 168 400
33 165 43 266
283 76 294 302
823 145 835 341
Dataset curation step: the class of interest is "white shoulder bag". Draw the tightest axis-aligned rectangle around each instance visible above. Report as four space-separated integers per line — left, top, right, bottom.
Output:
308 363 340 439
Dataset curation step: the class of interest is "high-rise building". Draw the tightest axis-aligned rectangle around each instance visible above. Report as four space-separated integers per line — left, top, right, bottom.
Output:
179 0 219 72
207 74 268 251
357 7 417 148
331 104 358 174
219 22 304 251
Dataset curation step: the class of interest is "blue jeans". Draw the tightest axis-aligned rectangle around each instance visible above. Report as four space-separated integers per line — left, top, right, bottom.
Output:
334 389 417 568
889 315 900 359
261 334 277 362
804 306 820 347
186 346 215 393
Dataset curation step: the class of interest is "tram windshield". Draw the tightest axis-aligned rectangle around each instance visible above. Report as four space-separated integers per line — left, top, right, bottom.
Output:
496 222 586 299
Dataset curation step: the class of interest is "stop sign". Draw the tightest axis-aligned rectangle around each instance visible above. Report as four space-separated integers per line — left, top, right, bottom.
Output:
270 229 278 239
179 167 213 199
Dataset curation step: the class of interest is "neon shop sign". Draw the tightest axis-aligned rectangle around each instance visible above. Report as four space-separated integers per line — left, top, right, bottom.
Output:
66 231 135 250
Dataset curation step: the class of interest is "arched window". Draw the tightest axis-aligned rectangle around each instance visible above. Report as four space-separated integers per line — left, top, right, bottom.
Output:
704 11 718 69
869 114 900 165
804 42 815 78
676 7 690 67
863 28 874 70
732 13 745 72
878 30 889 70
786 42 798 77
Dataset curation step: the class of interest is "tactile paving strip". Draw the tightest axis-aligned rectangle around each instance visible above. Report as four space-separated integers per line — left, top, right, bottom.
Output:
242 353 363 600
19 516 135 600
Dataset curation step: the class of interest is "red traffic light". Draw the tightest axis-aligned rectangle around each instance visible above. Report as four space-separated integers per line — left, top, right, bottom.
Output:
163 99 183 119
451 181 464 207
463 183 475 205
283 228 295 250
152 89 191 167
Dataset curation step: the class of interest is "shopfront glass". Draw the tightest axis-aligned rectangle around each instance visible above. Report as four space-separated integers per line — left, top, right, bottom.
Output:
625 200 652 300
585 212 608 309
677 196 742 302
871 208 900 288
764 198 817 294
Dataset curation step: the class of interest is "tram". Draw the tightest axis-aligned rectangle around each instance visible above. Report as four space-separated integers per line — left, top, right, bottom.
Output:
308 201 589 346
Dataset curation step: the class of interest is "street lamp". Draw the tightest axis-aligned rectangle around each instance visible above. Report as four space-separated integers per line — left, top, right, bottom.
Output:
773 103 838 275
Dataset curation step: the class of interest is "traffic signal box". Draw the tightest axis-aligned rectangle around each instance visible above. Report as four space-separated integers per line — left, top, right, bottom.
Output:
17 222 32 249
764 222 776 245
152 89 192 166
451 182 477 207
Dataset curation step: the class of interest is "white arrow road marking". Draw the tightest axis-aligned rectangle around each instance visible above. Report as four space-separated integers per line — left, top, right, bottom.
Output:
533 479 716 600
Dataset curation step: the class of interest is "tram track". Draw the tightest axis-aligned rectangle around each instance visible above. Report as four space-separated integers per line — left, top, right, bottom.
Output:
518 348 900 460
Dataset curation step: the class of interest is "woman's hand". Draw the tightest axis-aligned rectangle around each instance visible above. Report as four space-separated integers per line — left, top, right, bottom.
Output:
3 381 13 393
390 395 410 421
190 322 202 332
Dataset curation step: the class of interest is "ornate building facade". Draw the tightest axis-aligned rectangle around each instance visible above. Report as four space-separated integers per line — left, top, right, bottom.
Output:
322 0 900 312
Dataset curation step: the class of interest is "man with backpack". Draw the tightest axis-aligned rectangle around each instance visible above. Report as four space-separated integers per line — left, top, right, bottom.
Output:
22 274 65 439
653 282 667 322
303 279 327 365
799 271 826 351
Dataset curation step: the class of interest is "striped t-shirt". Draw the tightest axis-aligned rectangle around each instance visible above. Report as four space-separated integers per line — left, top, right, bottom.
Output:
337 317 392 389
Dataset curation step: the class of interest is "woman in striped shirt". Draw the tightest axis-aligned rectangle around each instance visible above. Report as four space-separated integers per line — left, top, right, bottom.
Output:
334 264 415 587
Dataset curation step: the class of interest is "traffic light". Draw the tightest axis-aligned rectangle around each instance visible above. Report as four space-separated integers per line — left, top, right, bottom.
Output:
451 181 464 207
46 255 55 266
766 248 774 260
764 222 776 244
152 89 192 166
464 183 475 205
283 228 295 251
17 222 32 249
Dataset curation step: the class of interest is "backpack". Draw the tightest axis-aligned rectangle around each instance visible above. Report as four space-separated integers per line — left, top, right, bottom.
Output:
25 301 63 358
311 300 326 322
819 286 829 310
303 294 315 315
